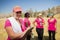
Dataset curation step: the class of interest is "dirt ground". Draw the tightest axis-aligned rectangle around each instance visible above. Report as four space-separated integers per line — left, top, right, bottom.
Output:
0 16 60 40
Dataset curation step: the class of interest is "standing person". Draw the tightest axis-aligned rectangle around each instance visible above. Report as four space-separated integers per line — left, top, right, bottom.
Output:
23 12 31 40
47 14 57 40
33 13 45 40
4 6 33 40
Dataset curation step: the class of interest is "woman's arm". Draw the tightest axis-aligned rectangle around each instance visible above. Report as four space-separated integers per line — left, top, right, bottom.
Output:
5 26 33 40
42 18 45 25
55 19 57 31
33 21 37 27
25 22 29 27
42 21 45 25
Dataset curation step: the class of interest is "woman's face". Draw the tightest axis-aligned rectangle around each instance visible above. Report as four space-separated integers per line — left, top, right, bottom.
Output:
25 13 30 18
49 16 53 18
15 11 22 18
39 15 42 18
27 14 30 18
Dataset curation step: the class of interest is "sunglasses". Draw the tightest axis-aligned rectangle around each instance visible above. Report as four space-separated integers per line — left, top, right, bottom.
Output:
16 11 22 14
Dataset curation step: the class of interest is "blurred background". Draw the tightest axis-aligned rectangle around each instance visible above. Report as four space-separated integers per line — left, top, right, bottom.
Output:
0 0 60 40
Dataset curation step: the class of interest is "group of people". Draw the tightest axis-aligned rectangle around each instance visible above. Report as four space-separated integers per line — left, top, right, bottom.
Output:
5 6 57 40
33 13 57 40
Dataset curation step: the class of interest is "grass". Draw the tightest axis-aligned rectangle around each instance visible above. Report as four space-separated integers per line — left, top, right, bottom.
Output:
0 16 60 40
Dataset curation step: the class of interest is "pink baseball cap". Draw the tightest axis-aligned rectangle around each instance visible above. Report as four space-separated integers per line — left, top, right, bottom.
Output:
13 6 22 12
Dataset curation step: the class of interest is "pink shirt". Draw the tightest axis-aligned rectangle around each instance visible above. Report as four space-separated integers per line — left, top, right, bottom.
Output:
48 18 57 31
5 19 12 40
34 18 44 28
5 18 23 40
22 18 31 31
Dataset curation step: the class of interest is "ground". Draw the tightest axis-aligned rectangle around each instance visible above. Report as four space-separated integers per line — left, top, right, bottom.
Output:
0 16 60 40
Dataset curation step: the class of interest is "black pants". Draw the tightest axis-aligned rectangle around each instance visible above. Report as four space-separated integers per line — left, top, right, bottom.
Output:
36 28 44 40
48 30 56 40
26 34 31 40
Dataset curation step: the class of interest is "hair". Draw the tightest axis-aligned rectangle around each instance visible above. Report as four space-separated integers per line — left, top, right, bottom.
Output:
24 12 30 17
47 13 54 18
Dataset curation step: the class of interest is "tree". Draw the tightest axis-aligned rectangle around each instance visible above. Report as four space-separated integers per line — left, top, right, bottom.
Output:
34 10 38 17
27 8 34 17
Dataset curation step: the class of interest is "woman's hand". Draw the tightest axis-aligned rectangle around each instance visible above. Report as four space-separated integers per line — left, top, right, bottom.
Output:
19 26 34 40
27 26 34 32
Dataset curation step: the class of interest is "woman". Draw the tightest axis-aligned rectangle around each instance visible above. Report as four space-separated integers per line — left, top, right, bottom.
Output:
23 12 31 40
5 6 33 40
33 13 45 40
47 14 57 40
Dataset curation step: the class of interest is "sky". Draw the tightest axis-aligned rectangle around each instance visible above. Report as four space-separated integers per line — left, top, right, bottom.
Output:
0 0 60 14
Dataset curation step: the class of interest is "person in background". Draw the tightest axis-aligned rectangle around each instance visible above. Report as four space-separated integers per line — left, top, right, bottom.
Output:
33 13 45 40
4 6 33 40
47 13 57 40
22 12 31 40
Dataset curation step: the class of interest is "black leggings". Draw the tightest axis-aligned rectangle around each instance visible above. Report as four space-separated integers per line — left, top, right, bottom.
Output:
36 28 44 40
26 34 31 40
48 30 56 40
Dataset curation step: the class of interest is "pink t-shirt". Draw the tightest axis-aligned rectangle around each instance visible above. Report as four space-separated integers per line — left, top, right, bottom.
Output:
48 18 57 31
5 18 23 40
22 18 31 31
34 18 44 28
5 19 12 40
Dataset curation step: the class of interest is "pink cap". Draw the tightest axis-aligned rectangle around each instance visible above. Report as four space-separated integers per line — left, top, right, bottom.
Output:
13 6 22 12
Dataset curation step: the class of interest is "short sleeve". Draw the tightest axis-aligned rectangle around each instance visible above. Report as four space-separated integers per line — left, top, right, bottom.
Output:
54 18 57 23
42 18 44 23
35 18 37 22
5 19 11 28
48 19 50 22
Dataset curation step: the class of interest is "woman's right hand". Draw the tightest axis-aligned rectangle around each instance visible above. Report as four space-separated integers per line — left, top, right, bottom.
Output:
27 26 34 31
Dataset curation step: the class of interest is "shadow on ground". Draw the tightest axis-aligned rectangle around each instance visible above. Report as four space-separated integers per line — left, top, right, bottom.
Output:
31 36 49 40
